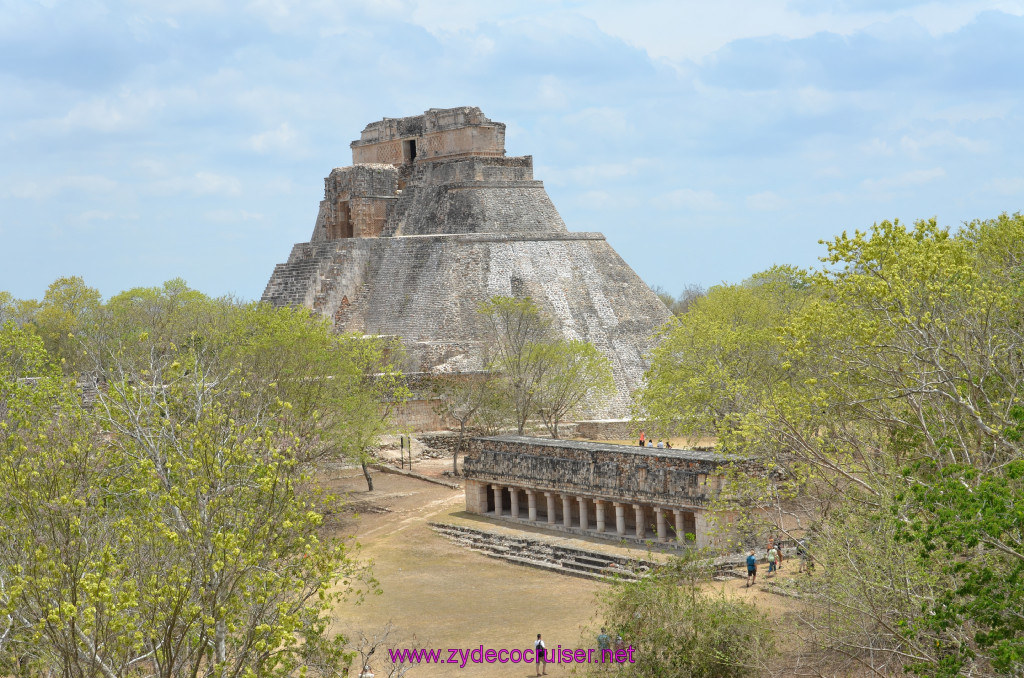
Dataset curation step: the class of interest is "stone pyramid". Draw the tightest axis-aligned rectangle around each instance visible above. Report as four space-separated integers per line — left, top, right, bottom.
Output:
262 107 670 419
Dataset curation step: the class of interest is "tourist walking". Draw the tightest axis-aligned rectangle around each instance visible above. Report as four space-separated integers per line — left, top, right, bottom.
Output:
597 627 611 660
776 536 784 569
535 633 547 675
767 545 778 575
746 550 758 587
639 431 645 447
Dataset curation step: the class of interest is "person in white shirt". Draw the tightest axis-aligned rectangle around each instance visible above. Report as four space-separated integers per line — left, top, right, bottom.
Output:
534 633 547 675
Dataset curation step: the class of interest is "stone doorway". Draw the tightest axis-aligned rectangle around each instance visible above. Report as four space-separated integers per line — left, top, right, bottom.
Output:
402 139 417 163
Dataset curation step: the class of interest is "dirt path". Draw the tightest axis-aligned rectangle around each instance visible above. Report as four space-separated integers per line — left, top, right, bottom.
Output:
323 468 606 677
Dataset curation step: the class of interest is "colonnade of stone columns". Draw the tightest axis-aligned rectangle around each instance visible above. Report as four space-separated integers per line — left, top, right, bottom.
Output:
486 483 701 545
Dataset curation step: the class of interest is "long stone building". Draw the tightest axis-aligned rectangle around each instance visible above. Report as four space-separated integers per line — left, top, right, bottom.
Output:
463 436 731 548
262 107 670 420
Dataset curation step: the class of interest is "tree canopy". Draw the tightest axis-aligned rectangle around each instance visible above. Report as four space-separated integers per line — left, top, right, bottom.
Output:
0 277 414 675
640 214 1024 676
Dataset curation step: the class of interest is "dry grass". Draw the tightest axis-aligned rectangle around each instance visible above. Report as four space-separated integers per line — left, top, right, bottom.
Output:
324 468 605 677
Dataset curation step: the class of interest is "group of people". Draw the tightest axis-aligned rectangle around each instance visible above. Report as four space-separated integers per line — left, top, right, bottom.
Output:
596 627 625 654
531 629 627 675
745 536 815 587
637 432 671 449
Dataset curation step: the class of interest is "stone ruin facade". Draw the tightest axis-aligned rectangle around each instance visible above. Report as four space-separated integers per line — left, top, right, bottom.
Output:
463 436 732 548
262 107 671 420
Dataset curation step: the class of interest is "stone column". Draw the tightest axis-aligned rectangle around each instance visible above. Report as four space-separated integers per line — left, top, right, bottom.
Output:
634 504 646 539
465 480 487 513
492 485 503 517
510 488 520 519
655 507 667 542
562 495 573 528
673 510 685 543
545 492 556 525
595 500 606 533
695 511 711 548
527 490 538 521
614 502 626 536
578 497 589 531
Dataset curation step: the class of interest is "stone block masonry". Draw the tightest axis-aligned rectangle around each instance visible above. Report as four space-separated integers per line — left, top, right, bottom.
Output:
262 106 671 421
462 436 735 549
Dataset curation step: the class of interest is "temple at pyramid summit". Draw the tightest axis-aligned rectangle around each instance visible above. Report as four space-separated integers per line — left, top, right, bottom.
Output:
262 107 670 424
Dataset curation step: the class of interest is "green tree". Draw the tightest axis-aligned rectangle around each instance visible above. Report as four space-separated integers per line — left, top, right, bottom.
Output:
650 283 707 316
590 556 774 678
478 296 612 436
640 215 1024 675
34 276 101 374
478 296 555 434
0 320 371 677
638 266 810 444
534 340 615 438
432 372 502 474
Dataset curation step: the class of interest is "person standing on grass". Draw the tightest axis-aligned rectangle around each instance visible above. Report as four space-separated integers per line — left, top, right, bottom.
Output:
746 550 758 587
597 628 611 660
767 545 778 575
535 633 547 676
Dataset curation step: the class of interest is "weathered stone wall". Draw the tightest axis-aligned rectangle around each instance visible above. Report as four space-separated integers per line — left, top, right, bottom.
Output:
390 398 451 432
262 231 665 417
417 432 462 454
382 156 561 237
463 436 725 509
351 106 505 164
311 164 398 241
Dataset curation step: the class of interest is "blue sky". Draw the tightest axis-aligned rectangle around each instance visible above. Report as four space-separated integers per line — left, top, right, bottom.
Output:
2 0 1024 301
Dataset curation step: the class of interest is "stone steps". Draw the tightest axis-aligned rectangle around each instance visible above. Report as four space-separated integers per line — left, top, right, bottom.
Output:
429 522 655 583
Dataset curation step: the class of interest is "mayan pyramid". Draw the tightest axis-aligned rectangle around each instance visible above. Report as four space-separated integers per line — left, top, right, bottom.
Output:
262 107 670 419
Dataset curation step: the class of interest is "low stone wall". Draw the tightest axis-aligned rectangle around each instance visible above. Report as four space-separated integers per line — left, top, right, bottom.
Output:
417 432 463 455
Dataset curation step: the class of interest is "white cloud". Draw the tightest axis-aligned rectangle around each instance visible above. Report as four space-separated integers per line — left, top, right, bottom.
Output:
861 166 946 191
536 74 570 110
577 0 1019 62
204 209 265 222
148 172 243 197
861 138 895 156
545 158 657 186
562 107 635 138
3 175 118 200
662 188 723 210
746 190 787 211
899 131 988 156
987 177 1024 195
573 189 623 209
19 87 198 138
247 122 297 153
